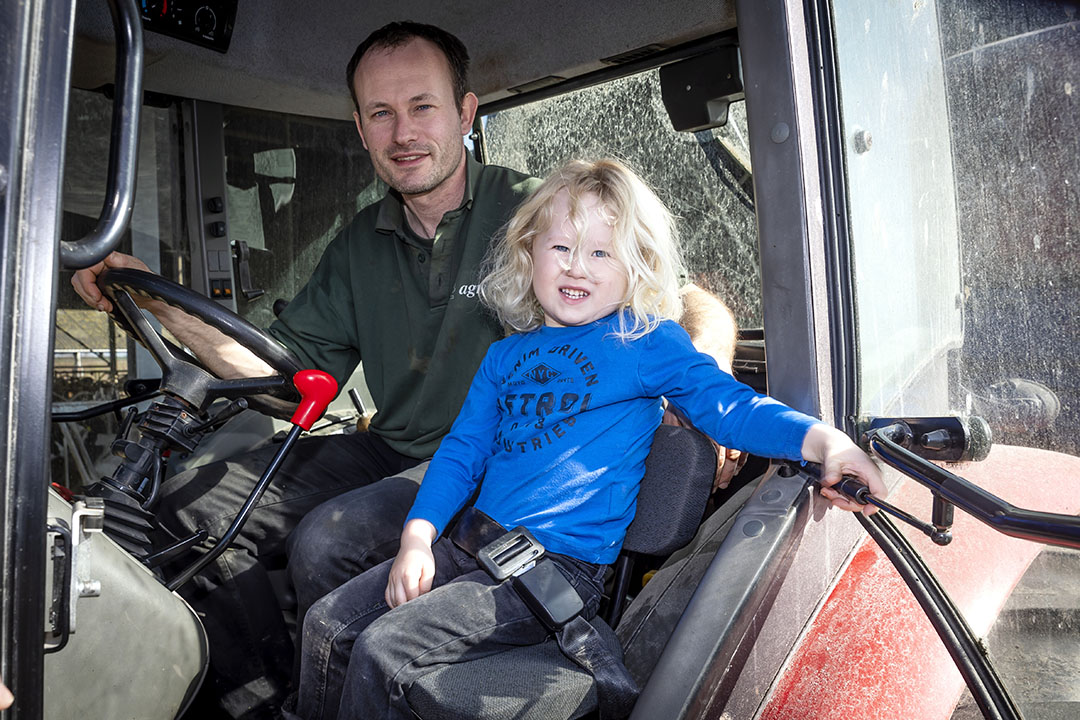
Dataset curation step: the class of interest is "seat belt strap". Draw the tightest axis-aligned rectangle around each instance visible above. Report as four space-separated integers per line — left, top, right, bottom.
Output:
452 508 640 718
557 616 639 720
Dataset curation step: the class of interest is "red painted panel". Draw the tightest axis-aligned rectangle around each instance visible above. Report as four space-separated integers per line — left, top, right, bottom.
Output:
758 445 1080 720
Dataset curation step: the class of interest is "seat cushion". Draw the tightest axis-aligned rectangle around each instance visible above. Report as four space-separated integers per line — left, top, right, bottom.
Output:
407 618 621 720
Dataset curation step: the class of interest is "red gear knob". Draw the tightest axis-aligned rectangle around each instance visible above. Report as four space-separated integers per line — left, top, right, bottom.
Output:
290 369 339 430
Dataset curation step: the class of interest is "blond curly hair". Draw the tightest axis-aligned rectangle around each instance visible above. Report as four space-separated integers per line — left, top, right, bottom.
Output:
479 158 683 339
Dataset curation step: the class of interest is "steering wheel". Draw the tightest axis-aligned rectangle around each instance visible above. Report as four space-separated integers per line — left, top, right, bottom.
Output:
98 267 303 412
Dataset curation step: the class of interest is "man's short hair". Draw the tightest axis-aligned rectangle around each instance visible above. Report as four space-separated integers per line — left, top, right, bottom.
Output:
346 21 470 115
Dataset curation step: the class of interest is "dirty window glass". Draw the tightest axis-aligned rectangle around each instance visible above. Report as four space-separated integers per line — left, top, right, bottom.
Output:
221 107 381 331
832 1 1080 717
834 3 963 418
481 69 761 328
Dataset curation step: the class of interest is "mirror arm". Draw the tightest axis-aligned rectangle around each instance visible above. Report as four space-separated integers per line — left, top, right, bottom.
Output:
867 423 1080 549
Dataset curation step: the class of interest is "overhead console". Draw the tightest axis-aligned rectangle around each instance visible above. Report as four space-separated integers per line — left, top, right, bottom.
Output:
138 0 237 53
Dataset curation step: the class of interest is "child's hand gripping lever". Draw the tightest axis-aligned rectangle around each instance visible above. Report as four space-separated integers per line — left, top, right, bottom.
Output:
800 462 953 546
167 370 339 591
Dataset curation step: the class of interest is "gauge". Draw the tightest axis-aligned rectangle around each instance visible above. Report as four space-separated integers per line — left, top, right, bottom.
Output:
194 6 218 36
140 0 236 53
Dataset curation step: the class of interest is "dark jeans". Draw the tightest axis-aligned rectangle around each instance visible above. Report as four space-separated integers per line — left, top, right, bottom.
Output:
286 539 606 720
285 464 428 681
157 431 424 719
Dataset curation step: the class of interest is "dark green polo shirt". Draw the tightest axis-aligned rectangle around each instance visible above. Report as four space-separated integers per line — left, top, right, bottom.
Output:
267 155 540 459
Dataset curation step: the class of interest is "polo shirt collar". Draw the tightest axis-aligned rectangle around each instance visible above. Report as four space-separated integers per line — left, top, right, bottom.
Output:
375 151 480 234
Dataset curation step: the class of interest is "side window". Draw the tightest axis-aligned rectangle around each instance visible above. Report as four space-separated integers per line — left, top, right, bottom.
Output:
831 1 1079 714
481 70 761 327
53 88 186 490
221 107 380 330
833 0 964 418
834 0 1079 455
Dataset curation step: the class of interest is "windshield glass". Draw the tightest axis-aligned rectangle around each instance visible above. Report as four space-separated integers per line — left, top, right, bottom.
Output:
833 0 1080 716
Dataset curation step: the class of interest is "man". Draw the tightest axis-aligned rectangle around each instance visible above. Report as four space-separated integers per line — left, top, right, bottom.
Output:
73 22 540 719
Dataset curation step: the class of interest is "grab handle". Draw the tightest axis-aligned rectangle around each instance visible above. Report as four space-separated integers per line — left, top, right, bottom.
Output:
59 0 144 269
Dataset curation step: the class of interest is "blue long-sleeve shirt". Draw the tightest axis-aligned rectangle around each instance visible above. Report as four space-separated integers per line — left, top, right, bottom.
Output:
406 313 820 564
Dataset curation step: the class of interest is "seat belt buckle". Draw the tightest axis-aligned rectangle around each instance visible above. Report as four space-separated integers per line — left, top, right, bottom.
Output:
513 561 584 631
476 526 546 581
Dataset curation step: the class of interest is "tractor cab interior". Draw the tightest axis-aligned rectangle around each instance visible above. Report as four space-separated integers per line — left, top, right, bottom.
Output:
3 0 1077 719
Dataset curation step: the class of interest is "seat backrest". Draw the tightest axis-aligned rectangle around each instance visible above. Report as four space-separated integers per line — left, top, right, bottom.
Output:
621 424 717 556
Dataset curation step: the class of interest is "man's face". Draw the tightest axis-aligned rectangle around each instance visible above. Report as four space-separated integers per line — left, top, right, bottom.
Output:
352 38 477 198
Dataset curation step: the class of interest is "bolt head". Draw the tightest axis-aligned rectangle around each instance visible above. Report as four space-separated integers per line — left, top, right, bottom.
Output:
853 128 873 154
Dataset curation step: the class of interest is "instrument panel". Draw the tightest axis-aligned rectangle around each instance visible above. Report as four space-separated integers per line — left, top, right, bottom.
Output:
139 0 237 53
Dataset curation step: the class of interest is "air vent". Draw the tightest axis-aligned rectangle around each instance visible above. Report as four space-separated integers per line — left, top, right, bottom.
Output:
508 76 566 94
600 44 667 65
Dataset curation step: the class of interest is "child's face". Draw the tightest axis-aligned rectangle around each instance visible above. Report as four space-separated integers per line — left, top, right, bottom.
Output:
530 189 629 328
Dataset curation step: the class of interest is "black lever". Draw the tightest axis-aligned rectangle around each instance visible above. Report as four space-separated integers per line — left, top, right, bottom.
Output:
142 530 209 569
800 462 953 546
830 474 952 546
167 424 303 591
183 397 249 436
233 240 265 300
51 387 162 423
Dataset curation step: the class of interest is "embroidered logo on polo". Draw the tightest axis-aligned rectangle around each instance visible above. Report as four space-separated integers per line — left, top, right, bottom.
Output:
522 363 561 385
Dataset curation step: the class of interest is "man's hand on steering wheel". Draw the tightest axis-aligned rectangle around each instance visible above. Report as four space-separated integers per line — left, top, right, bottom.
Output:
90 264 305 413
71 250 151 313
78 254 285 383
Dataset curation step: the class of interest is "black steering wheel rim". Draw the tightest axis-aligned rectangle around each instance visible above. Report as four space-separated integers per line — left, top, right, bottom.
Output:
98 268 304 401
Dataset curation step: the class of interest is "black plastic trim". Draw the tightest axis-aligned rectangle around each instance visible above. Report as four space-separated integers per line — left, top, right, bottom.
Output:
478 30 739 117
629 468 811 718
804 0 858 435
735 0 822 416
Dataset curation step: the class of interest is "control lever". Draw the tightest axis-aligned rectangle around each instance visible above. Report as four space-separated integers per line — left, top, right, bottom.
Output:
183 397 250 436
348 388 375 432
167 370 338 590
232 240 265 300
142 530 209 569
800 462 952 546
347 388 367 416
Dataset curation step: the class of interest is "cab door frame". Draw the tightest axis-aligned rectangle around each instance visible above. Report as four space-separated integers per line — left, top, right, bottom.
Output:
0 0 78 716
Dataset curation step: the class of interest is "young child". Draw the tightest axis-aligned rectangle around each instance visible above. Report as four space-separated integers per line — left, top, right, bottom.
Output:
286 159 884 720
